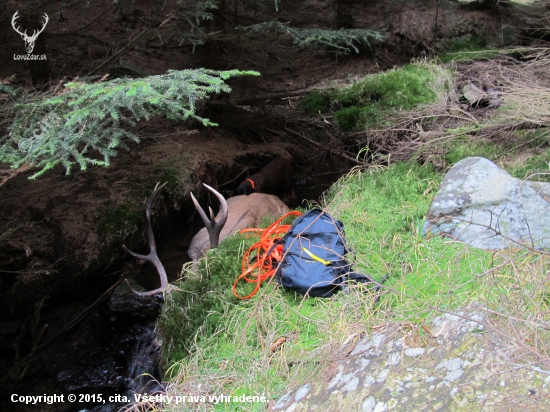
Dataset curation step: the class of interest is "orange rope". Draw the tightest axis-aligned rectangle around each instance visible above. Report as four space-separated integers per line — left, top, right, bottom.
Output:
245 178 255 189
233 211 302 300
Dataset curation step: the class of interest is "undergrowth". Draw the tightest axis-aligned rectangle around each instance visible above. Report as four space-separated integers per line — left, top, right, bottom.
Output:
298 62 454 131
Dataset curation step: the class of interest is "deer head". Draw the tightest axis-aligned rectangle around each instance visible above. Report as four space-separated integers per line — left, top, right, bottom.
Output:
123 183 229 295
188 185 290 261
124 182 289 294
12 11 49 54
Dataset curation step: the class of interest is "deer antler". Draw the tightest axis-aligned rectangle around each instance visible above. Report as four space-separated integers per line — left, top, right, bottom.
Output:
190 184 228 249
123 182 169 296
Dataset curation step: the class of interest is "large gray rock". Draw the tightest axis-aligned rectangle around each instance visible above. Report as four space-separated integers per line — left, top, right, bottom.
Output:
423 157 550 250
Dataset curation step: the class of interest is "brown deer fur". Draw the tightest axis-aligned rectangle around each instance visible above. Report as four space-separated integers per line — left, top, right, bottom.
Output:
188 192 290 261
236 158 294 195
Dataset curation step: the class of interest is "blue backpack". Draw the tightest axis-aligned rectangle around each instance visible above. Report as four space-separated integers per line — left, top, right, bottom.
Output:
275 208 382 297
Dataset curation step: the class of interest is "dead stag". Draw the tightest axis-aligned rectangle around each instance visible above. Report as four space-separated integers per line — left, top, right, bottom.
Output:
124 183 290 295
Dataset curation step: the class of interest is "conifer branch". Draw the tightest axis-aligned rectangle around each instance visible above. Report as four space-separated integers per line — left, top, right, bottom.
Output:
240 21 384 54
0 69 259 179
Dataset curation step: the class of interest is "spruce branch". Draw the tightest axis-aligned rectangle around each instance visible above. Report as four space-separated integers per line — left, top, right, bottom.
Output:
0 69 259 179
239 21 384 54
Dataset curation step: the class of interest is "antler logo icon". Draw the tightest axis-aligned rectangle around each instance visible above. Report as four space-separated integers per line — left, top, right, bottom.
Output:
11 11 49 54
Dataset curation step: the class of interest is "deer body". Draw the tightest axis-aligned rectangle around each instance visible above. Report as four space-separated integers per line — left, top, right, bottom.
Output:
188 192 290 261
236 158 294 195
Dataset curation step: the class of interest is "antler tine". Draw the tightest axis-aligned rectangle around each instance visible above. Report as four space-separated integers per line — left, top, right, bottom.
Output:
190 184 228 248
122 182 169 296
30 13 49 39
11 11 25 36
203 183 228 247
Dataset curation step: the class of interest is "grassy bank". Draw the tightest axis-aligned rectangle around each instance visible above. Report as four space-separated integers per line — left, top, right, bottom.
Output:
155 159 550 411
153 53 550 411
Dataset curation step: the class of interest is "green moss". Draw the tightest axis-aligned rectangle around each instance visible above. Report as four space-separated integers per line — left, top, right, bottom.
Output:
507 148 550 182
447 37 487 54
444 137 504 165
439 37 501 63
97 201 143 238
298 90 330 114
298 63 454 131
150 162 189 197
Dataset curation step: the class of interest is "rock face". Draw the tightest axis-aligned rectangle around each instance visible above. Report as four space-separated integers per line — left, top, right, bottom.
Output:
271 307 550 411
423 157 550 250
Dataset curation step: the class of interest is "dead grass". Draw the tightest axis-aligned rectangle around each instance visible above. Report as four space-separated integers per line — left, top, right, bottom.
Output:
350 50 550 170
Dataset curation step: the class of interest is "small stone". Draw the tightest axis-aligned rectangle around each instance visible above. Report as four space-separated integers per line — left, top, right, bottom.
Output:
436 358 462 371
373 401 388 412
346 377 360 392
387 352 401 366
376 368 390 382
295 384 310 401
444 369 464 382
364 376 375 387
360 358 371 371
404 348 425 358
351 339 374 356
274 391 292 409
341 372 354 384
285 402 298 412
372 333 385 348
361 396 376 412
327 367 343 389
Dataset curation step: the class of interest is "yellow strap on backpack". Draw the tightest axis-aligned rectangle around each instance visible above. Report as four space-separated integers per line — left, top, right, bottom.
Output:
302 247 331 266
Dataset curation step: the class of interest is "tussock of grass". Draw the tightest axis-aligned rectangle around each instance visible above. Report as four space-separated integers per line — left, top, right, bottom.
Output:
298 62 454 131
